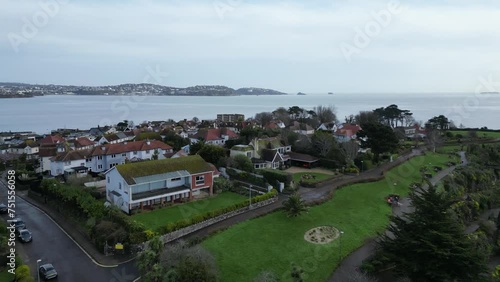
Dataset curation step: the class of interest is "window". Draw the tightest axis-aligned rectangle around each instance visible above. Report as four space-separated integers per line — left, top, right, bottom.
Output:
133 151 137 155
146 150 150 154
171 177 181 181
86 158 91 162
98 165 103 169
195 175 204 185
64 161 71 165
97 156 102 160
111 154 116 158
80 162 84 166
119 183 122 190
107 177 110 183
122 153 126 157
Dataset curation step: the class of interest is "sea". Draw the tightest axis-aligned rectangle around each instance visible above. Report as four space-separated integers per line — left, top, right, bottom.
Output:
0 93 499 134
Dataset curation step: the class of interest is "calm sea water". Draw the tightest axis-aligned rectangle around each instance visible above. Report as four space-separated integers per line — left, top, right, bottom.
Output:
0 93 499 134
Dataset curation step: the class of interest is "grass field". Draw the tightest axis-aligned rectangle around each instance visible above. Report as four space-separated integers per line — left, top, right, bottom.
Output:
293 172 334 184
133 192 246 231
203 153 453 282
0 269 14 282
449 130 500 139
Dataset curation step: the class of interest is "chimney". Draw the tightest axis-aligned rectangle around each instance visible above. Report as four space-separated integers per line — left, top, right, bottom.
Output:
101 146 106 151
146 139 151 145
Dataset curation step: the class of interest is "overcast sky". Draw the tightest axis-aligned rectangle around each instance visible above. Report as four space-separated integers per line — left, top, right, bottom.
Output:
2 0 500 93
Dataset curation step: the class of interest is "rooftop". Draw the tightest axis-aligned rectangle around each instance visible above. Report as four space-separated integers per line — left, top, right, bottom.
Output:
115 154 213 185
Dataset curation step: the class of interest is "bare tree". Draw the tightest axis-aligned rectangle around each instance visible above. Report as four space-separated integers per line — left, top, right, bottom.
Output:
426 129 443 152
272 107 291 126
314 105 337 124
340 140 359 165
255 112 274 127
312 131 335 157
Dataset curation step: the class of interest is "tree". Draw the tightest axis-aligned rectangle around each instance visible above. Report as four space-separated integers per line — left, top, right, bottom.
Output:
197 144 227 167
377 185 489 282
426 129 443 153
282 193 308 217
164 130 189 151
230 155 254 172
255 112 274 127
312 105 337 124
355 111 379 125
426 115 450 131
311 131 336 157
340 140 359 165
189 139 205 155
15 265 33 282
137 250 158 276
288 106 305 120
272 107 291 126
160 242 218 282
291 263 304 282
357 123 399 161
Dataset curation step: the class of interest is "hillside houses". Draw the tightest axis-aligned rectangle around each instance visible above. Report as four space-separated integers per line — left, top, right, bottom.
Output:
189 128 239 146
230 137 291 169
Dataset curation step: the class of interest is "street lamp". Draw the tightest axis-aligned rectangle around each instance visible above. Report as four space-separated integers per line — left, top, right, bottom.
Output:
339 231 344 260
37 259 42 282
249 185 252 209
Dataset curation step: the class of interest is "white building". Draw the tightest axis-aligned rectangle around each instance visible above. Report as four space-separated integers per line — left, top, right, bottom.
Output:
105 155 215 214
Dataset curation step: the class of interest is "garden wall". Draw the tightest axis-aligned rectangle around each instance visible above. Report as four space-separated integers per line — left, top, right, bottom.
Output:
152 196 278 245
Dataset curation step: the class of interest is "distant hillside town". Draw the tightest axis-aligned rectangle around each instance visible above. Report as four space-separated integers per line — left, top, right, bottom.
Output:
0 82 287 98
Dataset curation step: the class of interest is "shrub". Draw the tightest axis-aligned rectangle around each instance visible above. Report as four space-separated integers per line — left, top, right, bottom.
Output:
259 169 292 188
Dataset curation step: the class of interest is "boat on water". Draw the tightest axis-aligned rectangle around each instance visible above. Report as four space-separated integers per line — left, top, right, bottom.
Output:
480 91 499 94
328 92 334 95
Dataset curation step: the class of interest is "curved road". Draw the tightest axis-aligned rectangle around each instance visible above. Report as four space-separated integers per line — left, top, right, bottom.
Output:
0 174 139 282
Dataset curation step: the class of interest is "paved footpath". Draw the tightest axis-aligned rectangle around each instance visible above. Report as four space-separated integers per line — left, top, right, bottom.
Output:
184 149 423 241
328 151 467 282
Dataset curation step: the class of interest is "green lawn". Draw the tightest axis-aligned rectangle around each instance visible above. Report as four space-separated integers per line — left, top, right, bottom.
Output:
436 145 464 154
449 130 500 139
293 172 334 184
203 153 453 282
132 192 246 231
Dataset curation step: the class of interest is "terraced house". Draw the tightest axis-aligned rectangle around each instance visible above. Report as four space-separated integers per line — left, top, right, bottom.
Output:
105 155 216 214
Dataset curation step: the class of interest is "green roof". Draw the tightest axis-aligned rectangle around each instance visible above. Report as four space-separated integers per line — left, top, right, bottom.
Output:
116 155 212 185
256 138 282 149
231 145 253 151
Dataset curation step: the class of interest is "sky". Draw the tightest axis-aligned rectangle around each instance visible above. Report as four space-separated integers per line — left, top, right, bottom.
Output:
1 0 500 93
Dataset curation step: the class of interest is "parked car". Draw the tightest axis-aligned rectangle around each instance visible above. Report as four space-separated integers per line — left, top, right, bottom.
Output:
17 229 32 243
0 203 7 213
39 263 58 280
11 218 26 230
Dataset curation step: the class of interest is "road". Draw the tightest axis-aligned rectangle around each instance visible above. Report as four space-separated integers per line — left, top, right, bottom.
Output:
0 174 139 282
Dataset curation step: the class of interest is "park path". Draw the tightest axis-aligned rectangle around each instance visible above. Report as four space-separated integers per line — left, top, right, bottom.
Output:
183 149 423 243
328 151 467 282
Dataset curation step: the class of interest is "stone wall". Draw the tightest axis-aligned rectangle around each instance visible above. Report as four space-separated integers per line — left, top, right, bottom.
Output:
156 196 278 244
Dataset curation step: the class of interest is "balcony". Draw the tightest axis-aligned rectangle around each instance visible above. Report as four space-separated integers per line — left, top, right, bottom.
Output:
131 184 190 201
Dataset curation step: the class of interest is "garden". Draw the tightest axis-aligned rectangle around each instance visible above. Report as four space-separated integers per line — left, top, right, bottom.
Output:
132 191 246 230
202 153 455 282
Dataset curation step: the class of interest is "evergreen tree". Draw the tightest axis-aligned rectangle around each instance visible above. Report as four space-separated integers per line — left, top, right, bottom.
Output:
377 185 488 281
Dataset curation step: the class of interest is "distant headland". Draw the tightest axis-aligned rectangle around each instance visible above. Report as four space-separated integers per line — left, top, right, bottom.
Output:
0 82 287 98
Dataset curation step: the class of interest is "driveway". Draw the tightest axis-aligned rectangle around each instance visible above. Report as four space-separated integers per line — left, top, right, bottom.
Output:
0 174 139 282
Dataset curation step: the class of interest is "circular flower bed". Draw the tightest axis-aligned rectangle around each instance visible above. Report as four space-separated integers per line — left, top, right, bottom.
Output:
304 226 340 244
